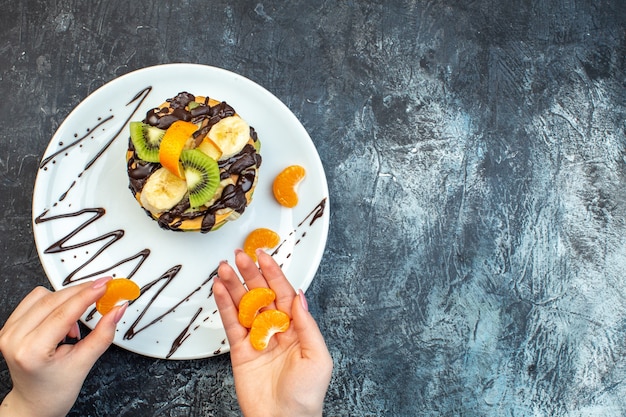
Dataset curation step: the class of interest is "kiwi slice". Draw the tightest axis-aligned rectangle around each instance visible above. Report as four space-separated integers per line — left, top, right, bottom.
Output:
187 101 201 110
180 149 220 208
130 121 165 162
253 137 261 153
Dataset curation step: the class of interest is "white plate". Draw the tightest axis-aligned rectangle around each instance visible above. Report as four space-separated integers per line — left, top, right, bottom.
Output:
32 64 329 360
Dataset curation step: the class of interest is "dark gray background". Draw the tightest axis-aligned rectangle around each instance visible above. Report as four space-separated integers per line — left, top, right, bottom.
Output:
2 1 626 416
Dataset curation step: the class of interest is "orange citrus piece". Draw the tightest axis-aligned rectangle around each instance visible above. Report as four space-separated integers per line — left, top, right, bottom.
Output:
159 120 198 178
272 165 306 208
243 228 280 262
249 309 291 350
95 278 141 315
238 287 276 328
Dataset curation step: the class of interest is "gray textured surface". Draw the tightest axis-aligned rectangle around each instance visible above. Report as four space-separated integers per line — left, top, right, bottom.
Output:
1 0 626 416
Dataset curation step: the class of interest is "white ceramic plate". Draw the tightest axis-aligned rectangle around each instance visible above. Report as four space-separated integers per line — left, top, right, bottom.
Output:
32 64 329 359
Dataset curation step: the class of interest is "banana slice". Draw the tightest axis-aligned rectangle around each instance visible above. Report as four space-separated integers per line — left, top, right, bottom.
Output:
207 115 250 159
140 167 188 214
203 177 235 208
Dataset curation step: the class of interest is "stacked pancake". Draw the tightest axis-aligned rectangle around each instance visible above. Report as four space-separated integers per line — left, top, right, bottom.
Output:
127 92 261 233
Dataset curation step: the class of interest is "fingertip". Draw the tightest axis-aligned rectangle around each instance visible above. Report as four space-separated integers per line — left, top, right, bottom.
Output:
113 302 128 324
68 321 82 340
234 248 247 260
255 248 273 264
216 260 229 277
291 291 311 325
212 276 225 298
213 274 236 312
97 303 124 331
290 292 330 351
297 289 308 312
90 276 113 290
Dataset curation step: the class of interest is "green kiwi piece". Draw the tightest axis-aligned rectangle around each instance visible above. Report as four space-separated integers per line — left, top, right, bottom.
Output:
187 101 201 110
130 122 165 162
180 149 220 208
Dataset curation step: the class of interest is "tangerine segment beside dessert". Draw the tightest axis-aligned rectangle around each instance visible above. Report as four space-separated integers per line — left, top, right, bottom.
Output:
95 278 141 315
238 287 276 328
272 165 306 208
249 309 291 350
243 228 281 262
127 92 262 233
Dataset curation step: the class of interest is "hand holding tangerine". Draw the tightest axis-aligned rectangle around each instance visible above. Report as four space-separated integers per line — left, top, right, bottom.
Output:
0 277 127 417
214 249 333 417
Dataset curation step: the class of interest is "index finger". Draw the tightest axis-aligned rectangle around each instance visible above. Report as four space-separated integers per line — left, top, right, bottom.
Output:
213 277 248 346
30 278 111 345
1 279 106 341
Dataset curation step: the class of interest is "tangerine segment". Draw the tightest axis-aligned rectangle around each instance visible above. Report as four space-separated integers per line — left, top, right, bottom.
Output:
95 278 141 315
272 165 306 208
249 309 291 350
159 120 198 178
238 287 276 328
243 228 280 262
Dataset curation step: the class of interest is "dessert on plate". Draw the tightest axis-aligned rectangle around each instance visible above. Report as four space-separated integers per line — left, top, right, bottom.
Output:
126 92 261 233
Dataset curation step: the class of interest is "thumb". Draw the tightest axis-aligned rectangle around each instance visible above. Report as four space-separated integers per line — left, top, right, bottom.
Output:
72 303 126 366
291 290 330 360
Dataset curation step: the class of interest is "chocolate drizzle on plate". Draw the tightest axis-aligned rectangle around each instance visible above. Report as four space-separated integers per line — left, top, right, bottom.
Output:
34 208 149 286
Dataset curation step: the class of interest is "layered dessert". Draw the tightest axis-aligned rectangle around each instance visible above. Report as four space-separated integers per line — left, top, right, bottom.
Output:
127 92 261 233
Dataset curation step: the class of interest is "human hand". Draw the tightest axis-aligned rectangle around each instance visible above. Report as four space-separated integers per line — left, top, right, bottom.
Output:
0 277 126 417
214 249 333 417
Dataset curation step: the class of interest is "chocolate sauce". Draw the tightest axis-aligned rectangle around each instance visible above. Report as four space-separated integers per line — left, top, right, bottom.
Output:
35 208 151 285
59 181 76 201
127 159 158 192
127 92 262 233
271 198 328 267
300 197 327 227
167 307 203 359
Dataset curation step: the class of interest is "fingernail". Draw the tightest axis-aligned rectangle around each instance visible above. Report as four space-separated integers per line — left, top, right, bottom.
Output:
72 322 82 341
114 302 128 324
298 289 308 311
234 248 244 255
91 276 112 289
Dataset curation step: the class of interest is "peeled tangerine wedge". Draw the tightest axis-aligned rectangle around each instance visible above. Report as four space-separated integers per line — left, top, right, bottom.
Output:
207 115 250 159
249 309 291 351
238 287 276 328
159 120 198 178
95 278 141 315
273 165 306 208
243 228 281 262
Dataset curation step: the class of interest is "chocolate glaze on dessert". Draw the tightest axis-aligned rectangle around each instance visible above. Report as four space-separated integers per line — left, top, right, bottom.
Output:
35 86 327 358
127 91 262 233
